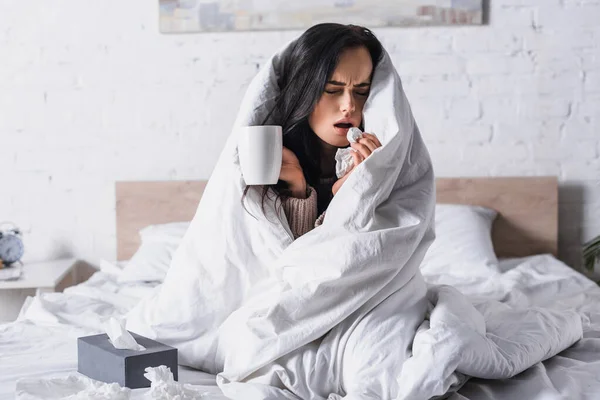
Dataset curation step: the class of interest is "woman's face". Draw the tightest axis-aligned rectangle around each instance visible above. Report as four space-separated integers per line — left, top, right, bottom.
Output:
309 46 373 148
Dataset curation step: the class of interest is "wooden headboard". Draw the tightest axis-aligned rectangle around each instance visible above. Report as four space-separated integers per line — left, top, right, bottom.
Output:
436 177 557 258
116 177 558 261
115 181 208 261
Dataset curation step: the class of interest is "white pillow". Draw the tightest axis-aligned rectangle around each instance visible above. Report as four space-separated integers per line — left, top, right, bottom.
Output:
138 222 191 244
421 204 498 274
118 222 190 283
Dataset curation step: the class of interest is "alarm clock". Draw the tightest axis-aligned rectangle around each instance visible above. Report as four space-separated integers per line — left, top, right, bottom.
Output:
0 222 25 266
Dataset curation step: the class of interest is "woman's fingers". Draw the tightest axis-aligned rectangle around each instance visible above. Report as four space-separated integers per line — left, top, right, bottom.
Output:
358 137 378 152
279 146 304 185
281 147 301 168
352 133 382 158
334 134 382 195
351 149 363 168
350 142 371 159
281 146 295 162
362 133 382 148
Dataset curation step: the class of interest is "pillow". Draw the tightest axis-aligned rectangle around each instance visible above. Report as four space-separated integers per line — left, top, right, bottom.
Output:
118 222 190 284
138 222 190 244
420 204 498 275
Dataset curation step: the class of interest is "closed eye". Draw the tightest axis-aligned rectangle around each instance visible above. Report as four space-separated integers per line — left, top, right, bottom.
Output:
325 90 369 96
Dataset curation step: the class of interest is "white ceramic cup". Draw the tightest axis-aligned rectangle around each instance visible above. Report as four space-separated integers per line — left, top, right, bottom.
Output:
237 125 283 185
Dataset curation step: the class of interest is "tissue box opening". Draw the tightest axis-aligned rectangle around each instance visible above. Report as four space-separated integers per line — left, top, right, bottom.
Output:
77 331 178 389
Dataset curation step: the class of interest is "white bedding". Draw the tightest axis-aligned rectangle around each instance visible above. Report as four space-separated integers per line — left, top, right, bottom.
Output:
0 263 226 400
423 255 600 400
1 255 599 399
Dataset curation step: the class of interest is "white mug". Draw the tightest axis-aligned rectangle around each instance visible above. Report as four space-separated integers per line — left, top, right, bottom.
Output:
237 125 283 185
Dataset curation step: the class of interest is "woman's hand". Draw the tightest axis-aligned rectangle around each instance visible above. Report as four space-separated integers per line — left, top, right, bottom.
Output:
332 133 382 196
280 146 307 198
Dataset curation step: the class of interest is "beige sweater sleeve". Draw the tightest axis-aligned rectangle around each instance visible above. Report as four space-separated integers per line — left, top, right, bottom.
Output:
282 186 318 239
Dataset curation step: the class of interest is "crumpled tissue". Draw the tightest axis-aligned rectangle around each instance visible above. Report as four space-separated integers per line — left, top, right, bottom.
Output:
104 317 146 351
15 366 215 400
15 374 131 400
144 366 213 399
335 127 363 178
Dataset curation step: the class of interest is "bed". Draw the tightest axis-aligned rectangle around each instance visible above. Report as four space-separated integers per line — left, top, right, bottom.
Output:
2 176 599 399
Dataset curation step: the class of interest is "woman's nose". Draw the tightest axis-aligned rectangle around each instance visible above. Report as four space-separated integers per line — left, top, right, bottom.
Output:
340 92 356 113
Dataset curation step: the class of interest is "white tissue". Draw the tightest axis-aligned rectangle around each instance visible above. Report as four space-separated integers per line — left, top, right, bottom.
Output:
144 366 213 399
335 127 364 178
104 317 146 351
347 127 363 143
334 150 354 178
15 367 216 400
16 374 131 400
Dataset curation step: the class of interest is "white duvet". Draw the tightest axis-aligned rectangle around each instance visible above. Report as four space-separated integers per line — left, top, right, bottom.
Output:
119 36 585 400
3 255 600 399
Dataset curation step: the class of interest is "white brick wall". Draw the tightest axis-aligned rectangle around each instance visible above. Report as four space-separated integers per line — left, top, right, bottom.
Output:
0 0 598 273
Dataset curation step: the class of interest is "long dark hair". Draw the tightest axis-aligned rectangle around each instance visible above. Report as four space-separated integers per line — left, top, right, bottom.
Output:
244 23 384 214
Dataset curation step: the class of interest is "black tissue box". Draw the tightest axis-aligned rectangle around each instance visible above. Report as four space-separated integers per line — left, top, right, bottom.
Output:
77 331 178 389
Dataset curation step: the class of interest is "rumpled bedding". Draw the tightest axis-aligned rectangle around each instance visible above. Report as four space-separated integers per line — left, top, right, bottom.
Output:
5 255 598 400
124 37 583 400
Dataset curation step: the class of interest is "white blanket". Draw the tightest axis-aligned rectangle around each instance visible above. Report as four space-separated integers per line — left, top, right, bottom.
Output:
6 257 598 400
125 38 583 400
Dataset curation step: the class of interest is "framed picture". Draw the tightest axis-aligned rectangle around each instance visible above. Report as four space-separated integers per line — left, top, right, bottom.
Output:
159 0 484 34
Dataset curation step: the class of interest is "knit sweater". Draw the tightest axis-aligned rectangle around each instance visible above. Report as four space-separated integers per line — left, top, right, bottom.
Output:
282 176 336 239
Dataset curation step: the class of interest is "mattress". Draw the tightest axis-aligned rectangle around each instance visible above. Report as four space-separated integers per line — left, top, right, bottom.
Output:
1 255 599 399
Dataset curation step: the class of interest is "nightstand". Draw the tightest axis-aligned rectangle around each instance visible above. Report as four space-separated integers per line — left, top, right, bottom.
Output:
0 258 78 322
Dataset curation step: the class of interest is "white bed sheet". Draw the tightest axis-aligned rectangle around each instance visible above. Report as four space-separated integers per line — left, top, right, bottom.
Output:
1 255 599 399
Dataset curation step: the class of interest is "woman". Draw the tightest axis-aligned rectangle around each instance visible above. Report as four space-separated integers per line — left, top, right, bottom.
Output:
255 23 385 238
128 21 437 400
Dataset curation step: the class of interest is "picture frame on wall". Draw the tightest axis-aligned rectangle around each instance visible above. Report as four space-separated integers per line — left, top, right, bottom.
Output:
159 0 484 34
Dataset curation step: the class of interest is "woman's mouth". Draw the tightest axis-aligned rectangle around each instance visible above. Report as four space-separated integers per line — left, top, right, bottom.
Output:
334 122 353 136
